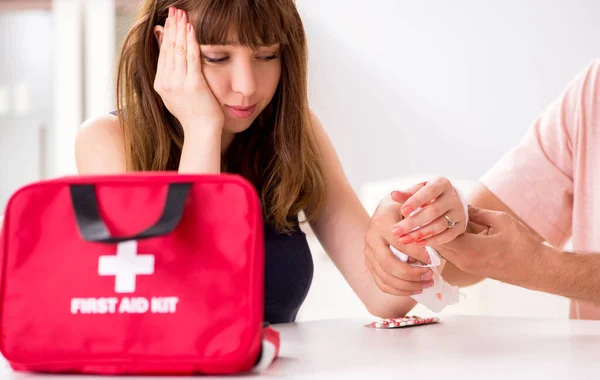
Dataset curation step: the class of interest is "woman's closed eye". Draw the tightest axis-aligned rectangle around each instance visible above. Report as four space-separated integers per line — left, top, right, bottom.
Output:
257 53 278 61
202 55 228 64
201 54 279 64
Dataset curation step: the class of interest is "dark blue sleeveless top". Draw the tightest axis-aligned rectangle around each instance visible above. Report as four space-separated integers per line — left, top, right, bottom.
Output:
108 111 313 324
263 223 313 323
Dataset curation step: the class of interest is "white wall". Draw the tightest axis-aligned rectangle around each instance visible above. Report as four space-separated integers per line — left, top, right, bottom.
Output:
52 0 83 178
297 0 600 191
0 1 119 210
0 11 53 211
84 0 116 120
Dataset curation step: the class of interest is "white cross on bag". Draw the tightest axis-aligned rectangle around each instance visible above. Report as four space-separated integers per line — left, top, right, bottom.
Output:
98 240 155 293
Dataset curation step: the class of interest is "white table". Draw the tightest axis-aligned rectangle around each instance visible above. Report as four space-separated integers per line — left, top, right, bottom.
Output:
2 315 599 379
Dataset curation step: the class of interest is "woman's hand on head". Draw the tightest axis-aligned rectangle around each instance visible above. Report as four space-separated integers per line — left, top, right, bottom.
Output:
153 7 224 135
390 177 467 247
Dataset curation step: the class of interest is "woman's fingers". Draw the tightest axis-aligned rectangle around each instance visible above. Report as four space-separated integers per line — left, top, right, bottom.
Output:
164 7 177 78
392 192 457 237
154 7 174 92
400 177 450 217
186 23 203 86
174 9 188 78
397 209 464 246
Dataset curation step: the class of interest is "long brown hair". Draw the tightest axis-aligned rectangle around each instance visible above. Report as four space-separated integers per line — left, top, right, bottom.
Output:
116 0 325 233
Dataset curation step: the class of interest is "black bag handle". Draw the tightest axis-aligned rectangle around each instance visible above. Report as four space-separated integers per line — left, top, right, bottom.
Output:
69 183 192 244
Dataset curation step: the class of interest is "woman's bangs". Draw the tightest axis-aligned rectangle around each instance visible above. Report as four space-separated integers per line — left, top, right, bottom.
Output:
194 0 289 48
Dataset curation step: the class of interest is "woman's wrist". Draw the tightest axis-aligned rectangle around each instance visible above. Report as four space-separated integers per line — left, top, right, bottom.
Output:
178 124 223 174
181 122 223 140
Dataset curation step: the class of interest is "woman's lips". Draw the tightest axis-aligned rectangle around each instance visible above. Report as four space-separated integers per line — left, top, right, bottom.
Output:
226 104 257 119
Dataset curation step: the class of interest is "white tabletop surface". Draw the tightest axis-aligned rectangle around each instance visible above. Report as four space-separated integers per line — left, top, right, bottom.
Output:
2 315 599 379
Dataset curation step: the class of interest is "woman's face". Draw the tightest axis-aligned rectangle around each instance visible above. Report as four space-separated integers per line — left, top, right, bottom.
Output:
154 16 283 136
199 41 282 134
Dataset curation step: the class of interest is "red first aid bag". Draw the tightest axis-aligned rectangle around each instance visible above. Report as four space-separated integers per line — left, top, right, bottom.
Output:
0 173 279 375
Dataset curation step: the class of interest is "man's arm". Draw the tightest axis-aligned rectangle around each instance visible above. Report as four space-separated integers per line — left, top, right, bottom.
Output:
442 183 545 287
439 205 600 306
536 245 600 305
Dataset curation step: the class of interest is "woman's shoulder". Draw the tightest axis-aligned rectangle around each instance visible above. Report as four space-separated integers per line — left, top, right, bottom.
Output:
78 112 120 137
75 112 126 173
77 113 122 150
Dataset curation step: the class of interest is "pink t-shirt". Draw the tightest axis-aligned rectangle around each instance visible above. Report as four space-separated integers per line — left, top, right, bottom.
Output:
481 60 600 320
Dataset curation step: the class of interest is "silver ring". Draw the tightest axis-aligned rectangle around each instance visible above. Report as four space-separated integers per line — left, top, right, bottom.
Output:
444 214 456 229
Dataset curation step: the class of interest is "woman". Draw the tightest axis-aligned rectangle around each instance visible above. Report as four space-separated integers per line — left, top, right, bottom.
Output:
75 0 467 323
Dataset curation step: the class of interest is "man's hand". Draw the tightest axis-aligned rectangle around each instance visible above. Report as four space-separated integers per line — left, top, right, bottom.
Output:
437 205 543 288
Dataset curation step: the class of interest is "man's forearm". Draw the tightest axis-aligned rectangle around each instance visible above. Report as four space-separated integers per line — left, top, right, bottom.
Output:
531 245 600 305
442 261 485 287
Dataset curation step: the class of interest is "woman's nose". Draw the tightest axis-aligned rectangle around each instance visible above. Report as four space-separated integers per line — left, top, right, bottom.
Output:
230 60 257 97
